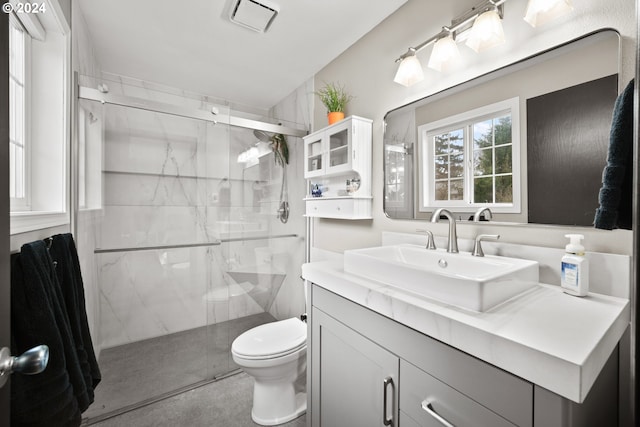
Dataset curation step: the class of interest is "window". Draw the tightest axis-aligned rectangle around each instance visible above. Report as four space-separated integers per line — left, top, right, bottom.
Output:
9 17 28 208
471 114 514 204
8 1 71 234
419 98 521 213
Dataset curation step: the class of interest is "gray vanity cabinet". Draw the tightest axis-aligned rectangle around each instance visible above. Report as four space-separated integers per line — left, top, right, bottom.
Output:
311 308 399 427
308 284 619 427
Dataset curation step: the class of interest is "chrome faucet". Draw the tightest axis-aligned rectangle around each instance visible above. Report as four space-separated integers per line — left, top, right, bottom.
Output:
430 208 458 253
472 234 500 257
473 207 493 222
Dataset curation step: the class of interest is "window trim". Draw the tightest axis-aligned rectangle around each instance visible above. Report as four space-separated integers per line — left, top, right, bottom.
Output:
8 0 46 40
10 210 69 234
417 97 521 214
9 0 71 235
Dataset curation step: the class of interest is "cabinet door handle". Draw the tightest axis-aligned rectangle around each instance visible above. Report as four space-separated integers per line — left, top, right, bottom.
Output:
383 376 393 426
421 400 455 427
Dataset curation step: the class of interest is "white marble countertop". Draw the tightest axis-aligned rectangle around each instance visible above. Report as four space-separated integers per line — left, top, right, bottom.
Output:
302 258 630 403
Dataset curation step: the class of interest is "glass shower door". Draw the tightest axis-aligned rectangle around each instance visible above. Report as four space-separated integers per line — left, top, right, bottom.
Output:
77 77 307 423
84 99 231 421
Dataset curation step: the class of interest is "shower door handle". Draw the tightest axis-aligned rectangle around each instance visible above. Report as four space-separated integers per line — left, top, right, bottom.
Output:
0 345 50 389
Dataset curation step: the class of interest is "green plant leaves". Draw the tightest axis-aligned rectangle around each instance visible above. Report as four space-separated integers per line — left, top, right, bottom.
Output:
315 82 354 113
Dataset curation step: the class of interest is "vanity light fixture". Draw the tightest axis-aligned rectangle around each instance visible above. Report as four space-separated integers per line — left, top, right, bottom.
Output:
393 0 574 86
428 32 461 72
523 0 573 27
393 0 506 86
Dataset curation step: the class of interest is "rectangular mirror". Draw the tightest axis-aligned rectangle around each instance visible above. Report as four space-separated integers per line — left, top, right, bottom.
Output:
384 30 620 227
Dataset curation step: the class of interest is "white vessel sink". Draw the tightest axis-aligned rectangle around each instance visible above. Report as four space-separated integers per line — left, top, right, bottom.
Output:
343 244 539 312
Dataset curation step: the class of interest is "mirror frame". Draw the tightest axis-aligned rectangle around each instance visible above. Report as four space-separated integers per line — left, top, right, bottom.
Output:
383 29 621 227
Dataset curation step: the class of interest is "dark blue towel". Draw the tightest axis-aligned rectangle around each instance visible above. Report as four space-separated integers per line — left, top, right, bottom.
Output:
50 233 101 408
594 79 634 229
11 241 82 427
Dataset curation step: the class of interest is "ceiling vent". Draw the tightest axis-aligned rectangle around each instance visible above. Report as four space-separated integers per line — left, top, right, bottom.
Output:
229 0 280 33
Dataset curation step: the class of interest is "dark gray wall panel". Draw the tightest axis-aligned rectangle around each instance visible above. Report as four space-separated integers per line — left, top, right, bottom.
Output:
527 74 618 226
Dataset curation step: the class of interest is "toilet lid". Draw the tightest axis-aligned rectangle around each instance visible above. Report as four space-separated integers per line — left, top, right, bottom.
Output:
232 318 307 359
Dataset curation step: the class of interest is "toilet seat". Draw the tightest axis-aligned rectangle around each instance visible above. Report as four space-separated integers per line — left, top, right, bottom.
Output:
232 318 306 360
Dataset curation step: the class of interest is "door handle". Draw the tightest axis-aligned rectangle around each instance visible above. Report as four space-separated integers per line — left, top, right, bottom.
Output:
0 345 50 389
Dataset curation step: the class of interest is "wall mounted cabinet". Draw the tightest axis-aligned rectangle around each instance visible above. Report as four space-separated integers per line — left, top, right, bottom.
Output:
303 116 372 219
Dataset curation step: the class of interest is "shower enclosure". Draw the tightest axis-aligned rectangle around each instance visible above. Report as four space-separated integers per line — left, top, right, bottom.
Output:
76 77 307 422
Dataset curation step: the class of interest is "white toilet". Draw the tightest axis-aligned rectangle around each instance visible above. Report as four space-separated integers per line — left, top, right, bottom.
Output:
231 317 307 425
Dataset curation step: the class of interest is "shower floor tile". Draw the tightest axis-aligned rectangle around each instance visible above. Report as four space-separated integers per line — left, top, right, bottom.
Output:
84 313 276 422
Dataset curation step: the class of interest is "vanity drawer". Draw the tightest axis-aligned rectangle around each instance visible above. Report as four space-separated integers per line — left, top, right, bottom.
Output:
305 198 372 219
399 411 422 427
401 360 517 427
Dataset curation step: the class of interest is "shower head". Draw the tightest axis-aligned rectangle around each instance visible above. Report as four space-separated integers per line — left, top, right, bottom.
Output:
253 129 271 143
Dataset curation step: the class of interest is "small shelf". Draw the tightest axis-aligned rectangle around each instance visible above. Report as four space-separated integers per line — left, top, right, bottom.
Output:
330 144 348 152
304 196 373 219
330 145 347 153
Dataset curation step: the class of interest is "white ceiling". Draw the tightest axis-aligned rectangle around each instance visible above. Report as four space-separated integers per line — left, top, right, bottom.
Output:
78 0 408 111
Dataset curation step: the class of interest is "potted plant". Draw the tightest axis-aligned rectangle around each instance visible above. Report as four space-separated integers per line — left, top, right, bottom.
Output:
315 82 354 125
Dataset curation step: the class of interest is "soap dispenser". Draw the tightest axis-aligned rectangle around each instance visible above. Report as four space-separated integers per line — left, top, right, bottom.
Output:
561 234 589 297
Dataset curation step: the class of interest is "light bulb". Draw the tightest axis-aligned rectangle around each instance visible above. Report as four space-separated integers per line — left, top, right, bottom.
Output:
466 9 505 53
394 50 424 87
524 0 573 27
428 35 461 72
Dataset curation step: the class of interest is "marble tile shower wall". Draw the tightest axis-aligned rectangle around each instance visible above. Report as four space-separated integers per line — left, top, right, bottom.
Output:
267 79 313 321
95 77 309 349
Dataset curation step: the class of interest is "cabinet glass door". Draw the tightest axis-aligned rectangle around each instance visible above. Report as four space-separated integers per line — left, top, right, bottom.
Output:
327 125 351 174
305 136 324 178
